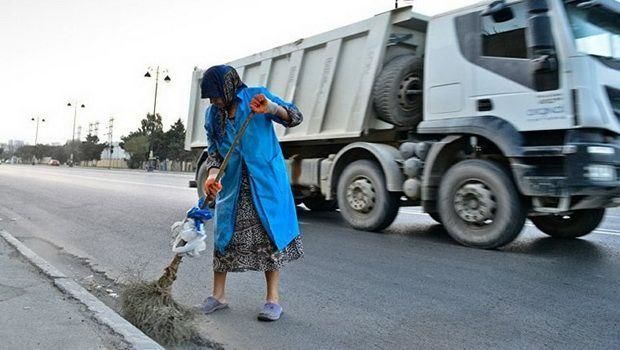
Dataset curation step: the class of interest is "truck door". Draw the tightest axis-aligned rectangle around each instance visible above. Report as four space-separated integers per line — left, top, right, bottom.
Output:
455 0 572 132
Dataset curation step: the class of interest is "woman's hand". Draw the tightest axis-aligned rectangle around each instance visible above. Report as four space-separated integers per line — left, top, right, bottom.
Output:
204 174 222 201
250 94 279 115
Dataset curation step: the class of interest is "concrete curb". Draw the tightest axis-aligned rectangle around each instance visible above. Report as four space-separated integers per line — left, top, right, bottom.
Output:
0 229 164 350
0 230 66 278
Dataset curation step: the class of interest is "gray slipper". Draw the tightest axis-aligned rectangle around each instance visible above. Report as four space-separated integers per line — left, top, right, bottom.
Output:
257 302 283 321
199 296 229 314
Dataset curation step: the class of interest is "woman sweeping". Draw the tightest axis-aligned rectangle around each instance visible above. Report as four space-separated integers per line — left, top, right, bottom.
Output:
199 65 303 322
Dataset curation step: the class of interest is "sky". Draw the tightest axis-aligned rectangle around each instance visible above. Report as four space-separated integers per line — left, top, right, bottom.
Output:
0 0 479 146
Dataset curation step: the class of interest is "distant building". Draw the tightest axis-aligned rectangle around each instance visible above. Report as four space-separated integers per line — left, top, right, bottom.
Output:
100 141 128 160
94 141 129 169
7 140 25 153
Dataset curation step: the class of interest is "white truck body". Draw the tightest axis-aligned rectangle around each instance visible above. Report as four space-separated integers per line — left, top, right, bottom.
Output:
185 7 427 148
186 1 620 249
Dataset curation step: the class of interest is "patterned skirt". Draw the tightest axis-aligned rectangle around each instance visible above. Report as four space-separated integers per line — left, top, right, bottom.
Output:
213 165 303 272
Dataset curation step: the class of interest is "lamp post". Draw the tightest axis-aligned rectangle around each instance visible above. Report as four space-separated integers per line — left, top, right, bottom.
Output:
395 0 414 9
144 66 171 171
144 66 171 117
30 116 45 165
67 101 85 167
107 117 114 169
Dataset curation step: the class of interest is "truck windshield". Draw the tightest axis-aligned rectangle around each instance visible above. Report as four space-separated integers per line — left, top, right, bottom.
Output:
564 1 620 60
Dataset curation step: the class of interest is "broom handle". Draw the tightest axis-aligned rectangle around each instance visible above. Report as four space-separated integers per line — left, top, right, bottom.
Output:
158 253 184 289
201 112 256 209
215 111 256 183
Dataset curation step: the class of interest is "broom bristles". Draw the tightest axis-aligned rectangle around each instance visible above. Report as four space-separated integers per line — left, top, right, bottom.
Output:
120 254 198 346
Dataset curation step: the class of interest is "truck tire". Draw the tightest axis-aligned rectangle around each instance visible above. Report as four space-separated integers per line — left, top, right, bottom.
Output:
196 161 209 198
438 159 526 249
530 208 605 238
337 160 400 231
373 55 423 127
303 196 338 212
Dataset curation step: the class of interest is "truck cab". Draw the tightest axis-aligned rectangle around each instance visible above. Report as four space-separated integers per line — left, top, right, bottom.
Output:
414 0 619 247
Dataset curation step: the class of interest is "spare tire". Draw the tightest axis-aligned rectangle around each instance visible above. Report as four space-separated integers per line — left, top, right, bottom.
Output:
373 55 423 127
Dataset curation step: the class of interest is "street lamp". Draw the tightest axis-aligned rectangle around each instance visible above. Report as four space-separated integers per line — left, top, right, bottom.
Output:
144 66 171 117
67 101 85 167
30 116 45 165
395 0 414 9
144 66 171 171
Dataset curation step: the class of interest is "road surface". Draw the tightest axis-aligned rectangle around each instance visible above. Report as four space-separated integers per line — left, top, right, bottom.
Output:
0 165 618 349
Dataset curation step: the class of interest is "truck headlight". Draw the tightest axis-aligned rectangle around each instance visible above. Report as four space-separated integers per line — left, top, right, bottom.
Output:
584 164 616 182
587 146 615 155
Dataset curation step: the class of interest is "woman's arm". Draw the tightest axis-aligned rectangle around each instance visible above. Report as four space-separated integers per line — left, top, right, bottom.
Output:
250 91 303 128
206 153 222 177
203 107 223 198
271 104 292 124
274 104 303 128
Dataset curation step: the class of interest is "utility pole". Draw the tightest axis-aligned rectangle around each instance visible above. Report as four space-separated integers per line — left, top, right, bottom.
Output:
107 117 114 169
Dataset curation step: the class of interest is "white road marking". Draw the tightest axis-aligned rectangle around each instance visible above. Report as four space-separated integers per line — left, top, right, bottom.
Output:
60 174 191 190
401 208 620 219
0 165 192 178
2 169 191 191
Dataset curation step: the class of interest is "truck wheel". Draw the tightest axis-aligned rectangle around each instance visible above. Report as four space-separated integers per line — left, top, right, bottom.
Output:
373 55 423 127
303 196 338 212
438 159 526 249
196 161 208 198
337 160 400 231
530 208 605 238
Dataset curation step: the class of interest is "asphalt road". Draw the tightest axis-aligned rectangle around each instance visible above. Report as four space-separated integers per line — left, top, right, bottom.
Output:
0 164 619 350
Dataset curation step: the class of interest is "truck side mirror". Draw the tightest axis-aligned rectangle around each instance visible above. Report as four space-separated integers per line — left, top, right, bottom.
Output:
481 0 514 23
527 0 559 90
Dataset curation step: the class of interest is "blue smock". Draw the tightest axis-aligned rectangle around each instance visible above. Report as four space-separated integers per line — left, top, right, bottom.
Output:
204 86 300 253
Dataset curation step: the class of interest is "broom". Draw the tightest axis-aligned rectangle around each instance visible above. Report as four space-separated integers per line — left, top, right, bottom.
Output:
120 112 256 346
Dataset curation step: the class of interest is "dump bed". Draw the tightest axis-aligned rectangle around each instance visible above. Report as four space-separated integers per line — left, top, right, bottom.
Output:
186 6 428 149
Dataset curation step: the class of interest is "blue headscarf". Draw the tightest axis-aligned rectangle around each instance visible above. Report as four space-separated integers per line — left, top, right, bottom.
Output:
201 65 247 142
200 65 246 105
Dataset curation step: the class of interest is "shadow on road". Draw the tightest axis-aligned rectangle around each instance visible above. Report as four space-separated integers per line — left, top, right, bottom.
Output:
296 207 462 246
503 236 605 260
295 207 612 262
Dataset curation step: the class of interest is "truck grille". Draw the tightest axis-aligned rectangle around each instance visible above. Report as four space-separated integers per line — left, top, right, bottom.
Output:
607 86 620 121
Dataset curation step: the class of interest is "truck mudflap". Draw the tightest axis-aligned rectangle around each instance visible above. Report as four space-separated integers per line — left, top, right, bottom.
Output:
513 142 620 198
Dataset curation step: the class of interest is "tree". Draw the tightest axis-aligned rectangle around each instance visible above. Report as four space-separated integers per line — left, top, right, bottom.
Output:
16 145 36 160
121 133 149 169
64 140 82 163
120 113 195 169
51 146 69 163
79 134 106 161
139 113 166 160
164 118 191 161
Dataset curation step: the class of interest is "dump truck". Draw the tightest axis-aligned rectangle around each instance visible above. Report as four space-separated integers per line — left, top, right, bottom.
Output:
186 0 620 249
